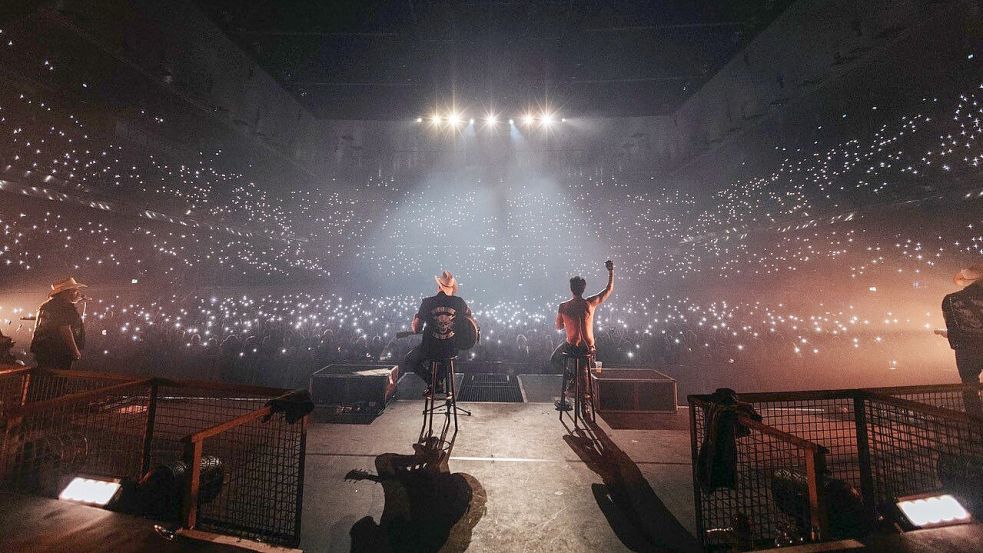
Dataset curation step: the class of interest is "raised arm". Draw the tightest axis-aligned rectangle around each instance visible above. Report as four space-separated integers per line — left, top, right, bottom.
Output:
591 260 615 305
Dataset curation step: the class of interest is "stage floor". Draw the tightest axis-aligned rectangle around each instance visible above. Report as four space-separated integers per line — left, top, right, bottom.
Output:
0 492 265 553
300 398 700 553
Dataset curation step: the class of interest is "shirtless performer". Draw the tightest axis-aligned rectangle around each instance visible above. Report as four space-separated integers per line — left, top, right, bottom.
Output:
551 260 614 397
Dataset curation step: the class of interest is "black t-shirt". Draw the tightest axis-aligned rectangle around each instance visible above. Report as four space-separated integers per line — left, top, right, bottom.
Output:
31 295 84 360
943 282 983 352
416 291 471 359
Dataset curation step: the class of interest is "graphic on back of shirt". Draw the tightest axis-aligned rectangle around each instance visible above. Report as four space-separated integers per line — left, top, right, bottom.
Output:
952 296 983 334
431 306 457 341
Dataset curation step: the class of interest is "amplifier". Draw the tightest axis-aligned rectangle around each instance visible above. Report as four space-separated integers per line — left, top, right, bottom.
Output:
590 368 678 413
309 364 399 406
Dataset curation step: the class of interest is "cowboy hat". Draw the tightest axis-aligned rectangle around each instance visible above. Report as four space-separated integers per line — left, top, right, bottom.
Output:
954 265 983 287
434 270 458 295
49 276 88 297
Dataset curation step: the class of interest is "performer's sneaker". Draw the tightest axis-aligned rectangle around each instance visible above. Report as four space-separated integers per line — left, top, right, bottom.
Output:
422 383 446 398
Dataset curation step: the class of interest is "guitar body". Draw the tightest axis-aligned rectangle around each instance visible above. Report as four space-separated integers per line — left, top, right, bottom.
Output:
455 315 481 351
395 315 480 350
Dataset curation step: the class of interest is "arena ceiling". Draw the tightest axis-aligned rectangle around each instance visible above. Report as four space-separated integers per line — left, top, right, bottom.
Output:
195 0 793 120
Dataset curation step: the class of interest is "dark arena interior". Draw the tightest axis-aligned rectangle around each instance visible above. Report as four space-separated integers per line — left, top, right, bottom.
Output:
3 1 983 552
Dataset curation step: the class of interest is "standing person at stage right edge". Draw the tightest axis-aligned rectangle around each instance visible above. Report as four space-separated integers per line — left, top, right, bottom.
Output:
941 265 983 418
550 260 615 394
31 277 88 371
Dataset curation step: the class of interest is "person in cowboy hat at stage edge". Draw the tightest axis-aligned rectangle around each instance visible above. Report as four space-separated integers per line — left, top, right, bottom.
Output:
403 271 472 396
941 264 983 418
30 277 88 371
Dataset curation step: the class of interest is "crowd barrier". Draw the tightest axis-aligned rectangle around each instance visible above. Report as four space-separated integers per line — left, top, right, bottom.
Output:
689 383 983 551
0 367 307 547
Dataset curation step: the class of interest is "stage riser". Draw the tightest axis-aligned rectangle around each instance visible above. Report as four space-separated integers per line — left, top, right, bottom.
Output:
591 368 678 413
309 364 399 406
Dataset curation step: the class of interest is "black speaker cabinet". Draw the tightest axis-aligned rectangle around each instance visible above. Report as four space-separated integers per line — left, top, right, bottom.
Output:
309 364 399 406
590 368 678 413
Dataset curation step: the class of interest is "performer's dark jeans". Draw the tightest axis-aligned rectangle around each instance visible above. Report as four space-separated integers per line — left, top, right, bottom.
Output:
549 342 594 388
35 356 74 371
955 349 983 418
403 346 446 384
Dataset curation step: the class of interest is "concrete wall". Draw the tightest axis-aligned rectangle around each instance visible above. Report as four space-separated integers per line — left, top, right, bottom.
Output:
26 0 320 180
19 0 980 189
659 0 983 191
303 1 983 186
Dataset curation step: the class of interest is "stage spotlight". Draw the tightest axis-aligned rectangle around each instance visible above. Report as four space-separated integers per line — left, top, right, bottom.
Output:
485 114 498 126
896 494 971 528
430 114 441 126
415 117 423 123
469 118 475 125
561 117 566 123
508 118 514 125
522 113 535 126
448 112 462 126
541 112 554 126
59 475 122 506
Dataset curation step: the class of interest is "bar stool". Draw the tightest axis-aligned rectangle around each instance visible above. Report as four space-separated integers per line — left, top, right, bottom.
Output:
422 355 471 434
559 350 596 427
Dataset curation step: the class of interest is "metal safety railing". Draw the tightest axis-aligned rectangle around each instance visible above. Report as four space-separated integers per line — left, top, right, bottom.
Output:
690 383 983 551
690 396 829 550
0 368 307 548
182 404 306 546
861 392 983 512
0 367 32 418
0 378 154 493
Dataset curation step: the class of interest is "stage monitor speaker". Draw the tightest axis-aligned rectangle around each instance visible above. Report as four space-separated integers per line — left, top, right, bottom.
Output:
310 364 399 406
590 368 678 413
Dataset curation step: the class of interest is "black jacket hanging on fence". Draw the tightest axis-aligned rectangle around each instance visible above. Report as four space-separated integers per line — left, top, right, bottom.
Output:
265 389 315 424
696 388 762 493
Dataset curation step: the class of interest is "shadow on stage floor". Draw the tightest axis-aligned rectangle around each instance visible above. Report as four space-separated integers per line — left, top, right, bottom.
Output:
563 416 701 553
345 416 487 553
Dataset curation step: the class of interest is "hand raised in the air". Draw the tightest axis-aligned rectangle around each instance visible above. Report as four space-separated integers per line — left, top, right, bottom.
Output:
605 260 614 271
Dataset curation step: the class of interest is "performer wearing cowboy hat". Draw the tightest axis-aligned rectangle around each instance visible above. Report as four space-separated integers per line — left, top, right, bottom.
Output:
403 271 472 395
941 264 983 418
30 277 88 370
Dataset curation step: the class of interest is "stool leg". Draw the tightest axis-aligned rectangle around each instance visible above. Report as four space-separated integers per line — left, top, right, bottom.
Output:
574 358 581 429
559 362 568 420
447 359 458 431
427 360 438 436
585 359 596 423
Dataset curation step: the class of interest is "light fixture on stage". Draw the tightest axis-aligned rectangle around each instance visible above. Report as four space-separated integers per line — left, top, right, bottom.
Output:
508 118 514 125
541 112 555 127
59 475 122 506
469 118 475 125
485 114 498 126
895 494 972 529
415 117 423 123
522 113 535 126
107 456 225 519
448 112 462 126
430 114 441 126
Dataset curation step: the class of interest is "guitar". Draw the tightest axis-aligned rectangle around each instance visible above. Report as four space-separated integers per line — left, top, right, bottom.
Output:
394 317 480 350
